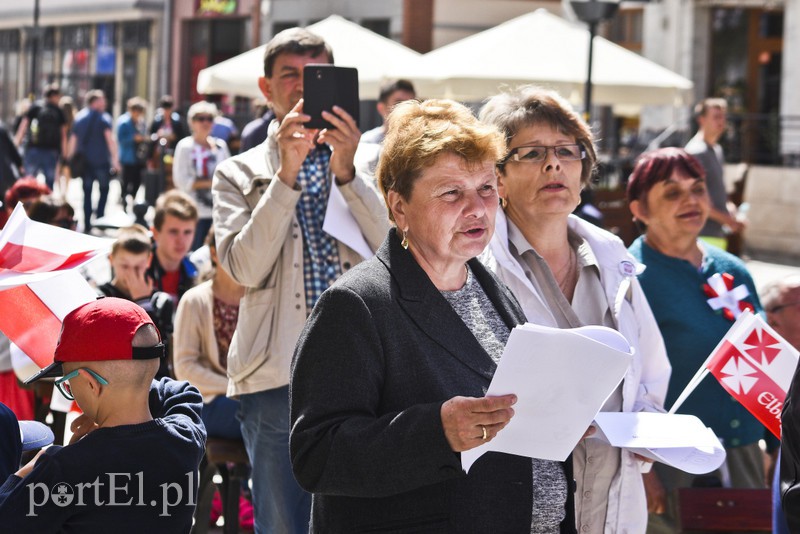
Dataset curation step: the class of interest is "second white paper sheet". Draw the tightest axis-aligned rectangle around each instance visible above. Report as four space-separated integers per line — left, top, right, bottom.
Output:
461 323 633 472
592 412 727 475
322 179 373 260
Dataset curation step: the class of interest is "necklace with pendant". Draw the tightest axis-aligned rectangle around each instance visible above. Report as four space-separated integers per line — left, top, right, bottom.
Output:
556 247 577 296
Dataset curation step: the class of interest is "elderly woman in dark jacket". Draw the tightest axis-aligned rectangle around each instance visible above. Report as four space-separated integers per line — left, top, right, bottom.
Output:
290 99 576 533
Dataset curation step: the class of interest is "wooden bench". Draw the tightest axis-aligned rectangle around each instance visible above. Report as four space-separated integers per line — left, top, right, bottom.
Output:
193 438 250 534
678 487 772 532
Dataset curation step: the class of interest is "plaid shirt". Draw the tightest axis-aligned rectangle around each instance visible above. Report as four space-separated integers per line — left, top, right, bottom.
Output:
295 145 342 313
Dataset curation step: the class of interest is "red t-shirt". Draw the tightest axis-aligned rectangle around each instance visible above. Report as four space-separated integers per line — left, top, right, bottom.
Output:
160 270 180 301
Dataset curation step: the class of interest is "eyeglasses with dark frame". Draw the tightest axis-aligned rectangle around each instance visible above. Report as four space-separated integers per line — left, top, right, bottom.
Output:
192 115 214 123
502 144 586 164
54 368 109 401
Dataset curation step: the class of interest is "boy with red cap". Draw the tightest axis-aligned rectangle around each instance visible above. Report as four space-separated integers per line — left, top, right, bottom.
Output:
0 297 206 532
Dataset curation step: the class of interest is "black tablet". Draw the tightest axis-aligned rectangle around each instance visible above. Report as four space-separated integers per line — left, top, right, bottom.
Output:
303 64 360 130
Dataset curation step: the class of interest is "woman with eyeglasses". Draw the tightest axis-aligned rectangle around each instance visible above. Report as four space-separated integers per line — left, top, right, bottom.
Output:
172 100 230 251
479 86 670 534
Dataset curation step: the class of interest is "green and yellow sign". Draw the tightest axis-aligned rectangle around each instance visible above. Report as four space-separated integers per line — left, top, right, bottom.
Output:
197 0 237 16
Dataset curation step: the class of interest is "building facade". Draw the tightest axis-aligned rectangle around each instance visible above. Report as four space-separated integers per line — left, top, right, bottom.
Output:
0 0 168 122
3 0 798 164
170 0 257 116
262 0 554 52
639 0 799 165
272 0 799 165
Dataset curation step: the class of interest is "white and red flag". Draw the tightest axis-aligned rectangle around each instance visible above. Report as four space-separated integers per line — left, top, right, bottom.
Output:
0 204 111 369
0 203 110 277
670 309 800 438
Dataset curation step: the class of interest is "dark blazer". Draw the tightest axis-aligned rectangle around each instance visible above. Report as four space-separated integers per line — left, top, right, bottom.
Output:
290 230 577 533
781 358 800 531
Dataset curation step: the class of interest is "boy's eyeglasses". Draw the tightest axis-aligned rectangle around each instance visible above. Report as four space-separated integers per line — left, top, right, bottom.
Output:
54 368 109 401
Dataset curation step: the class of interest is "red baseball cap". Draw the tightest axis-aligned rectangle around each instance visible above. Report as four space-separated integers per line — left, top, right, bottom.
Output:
24 297 164 384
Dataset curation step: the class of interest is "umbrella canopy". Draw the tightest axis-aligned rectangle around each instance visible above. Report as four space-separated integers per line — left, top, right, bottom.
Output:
402 9 693 109
196 14 421 99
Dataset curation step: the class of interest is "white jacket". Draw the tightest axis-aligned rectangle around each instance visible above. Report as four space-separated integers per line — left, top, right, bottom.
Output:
481 211 671 534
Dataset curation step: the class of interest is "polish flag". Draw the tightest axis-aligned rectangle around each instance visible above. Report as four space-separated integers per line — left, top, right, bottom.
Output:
0 270 99 368
0 204 112 369
670 310 799 438
0 203 110 279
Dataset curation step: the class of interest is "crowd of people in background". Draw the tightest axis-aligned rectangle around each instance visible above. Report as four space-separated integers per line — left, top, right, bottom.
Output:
0 24 798 534
0 85 255 235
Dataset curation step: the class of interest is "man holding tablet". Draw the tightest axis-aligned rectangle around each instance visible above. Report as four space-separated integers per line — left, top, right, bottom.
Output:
212 27 388 534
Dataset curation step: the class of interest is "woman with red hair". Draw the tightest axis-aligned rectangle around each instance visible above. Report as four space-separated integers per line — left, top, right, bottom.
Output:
1 177 52 227
627 147 770 534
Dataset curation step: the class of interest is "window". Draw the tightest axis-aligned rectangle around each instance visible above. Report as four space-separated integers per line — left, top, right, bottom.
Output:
24 27 56 93
211 19 244 59
185 19 247 104
122 21 151 48
60 25 92 49
760 11 782 38
40 28 56 90
60 25 92 102
609 8 642 52
710 8 784 163
121 21 152 106
0 30 21 124
42 27 55 50
0 29 20 51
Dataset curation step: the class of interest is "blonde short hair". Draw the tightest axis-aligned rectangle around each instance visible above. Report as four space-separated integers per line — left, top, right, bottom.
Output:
377 99 505 223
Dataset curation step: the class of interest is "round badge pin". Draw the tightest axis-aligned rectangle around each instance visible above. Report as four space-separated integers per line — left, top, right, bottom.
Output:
619 260 636 277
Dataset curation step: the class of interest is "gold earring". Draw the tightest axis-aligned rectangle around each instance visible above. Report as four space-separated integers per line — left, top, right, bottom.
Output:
401 228 409 250
500 197 507 209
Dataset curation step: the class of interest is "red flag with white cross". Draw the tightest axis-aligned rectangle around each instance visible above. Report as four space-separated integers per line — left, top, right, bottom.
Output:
0 204 111 369
704 310 799 438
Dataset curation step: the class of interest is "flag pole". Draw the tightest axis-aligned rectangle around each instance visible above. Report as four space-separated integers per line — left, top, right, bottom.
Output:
668 310 754 414
668 369 709 414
